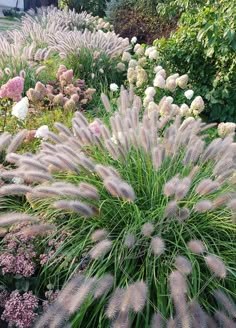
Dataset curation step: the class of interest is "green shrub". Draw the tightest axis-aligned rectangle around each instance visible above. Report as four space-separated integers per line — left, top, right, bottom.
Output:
2 90 236 326
155 0 236 122
59 0 108 17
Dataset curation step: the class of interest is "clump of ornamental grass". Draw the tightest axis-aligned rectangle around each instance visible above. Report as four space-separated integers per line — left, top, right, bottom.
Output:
0 89 236 326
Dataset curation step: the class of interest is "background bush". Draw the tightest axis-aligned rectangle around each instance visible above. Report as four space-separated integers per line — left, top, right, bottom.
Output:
106 0 177 44
156 0 236 122
59 0 108 17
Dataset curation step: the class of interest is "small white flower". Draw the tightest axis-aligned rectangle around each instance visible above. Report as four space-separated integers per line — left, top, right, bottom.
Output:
166 96 174 104
145 87 156 98
99 68 104 74
153 74 165 88
110 83 119 92
154 66 163 73
184 89 194 100
180 103 190 117
128 59 138 68
12 97 29 121
12 176 24 184
131 36 137 44
122 51 131 62
149 49 158 60
143 95 154 108
218 122 236 138
111 135 118 145
190 96 204 114
116 62 126 72
35 125 49 140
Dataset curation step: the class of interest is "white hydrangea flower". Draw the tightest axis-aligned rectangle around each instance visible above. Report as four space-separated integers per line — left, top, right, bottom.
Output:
135 46 145 56
166 96 174 104
122 51 131 62
145 46 155 57
145 87 156 98
180 104 191 117
116 62 126 72
154 66 163 73
110 83 119 92
127 67 137 84
176 74 188 89
218 122 236 138
128 59 138 68
35 125 49 140
143 95 154 108
153 74 166 88
131 36 137 44
149 49 158 60
12 97 29 121
190 96 205 114
147 101 159 113
184 89 194 100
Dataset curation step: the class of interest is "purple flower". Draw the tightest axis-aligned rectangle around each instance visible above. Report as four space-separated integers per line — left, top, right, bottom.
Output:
1 291 38 328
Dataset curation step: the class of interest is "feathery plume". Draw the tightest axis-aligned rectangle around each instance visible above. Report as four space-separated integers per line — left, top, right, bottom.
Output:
214 311 236 328
204 255 227 278
189 301 207 328
101 93 112 112
141 222 154 236
194 200 212 213
151 313 164 328
91 229 108 242
164 176 179 197
0 212 38 226
20 224 56 237
175 256 192 275
124 233 136 248
163 200 178 218
130 281 147 313
0 184 32 196
106 288 125 319
213 289 236 318
53 200 96 217
151 236 166 256
169 270 187 297
195 179 219 196
94 274 114 299
6 130 27 154
89 239 112 259
187 240 205 254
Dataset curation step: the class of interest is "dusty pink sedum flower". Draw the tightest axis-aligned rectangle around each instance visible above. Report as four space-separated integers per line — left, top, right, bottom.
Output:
1 291 38 328
0 77 24 102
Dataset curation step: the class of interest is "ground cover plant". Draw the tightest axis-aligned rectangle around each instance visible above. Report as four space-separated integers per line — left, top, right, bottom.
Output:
0 3 236 328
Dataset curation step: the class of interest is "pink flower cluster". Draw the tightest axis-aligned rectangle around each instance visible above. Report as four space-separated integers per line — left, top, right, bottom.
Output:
0 77 24 102
0 223 36 277
1 291 38 328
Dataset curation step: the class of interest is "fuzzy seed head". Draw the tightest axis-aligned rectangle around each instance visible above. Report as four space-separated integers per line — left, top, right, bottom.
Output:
141 222 154 236
205 255 227 278
89 239 112 260
175 256 192 275
151 236 166 256
187 240 205 254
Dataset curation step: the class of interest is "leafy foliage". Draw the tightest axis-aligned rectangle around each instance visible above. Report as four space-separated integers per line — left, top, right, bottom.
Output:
155 0 236 122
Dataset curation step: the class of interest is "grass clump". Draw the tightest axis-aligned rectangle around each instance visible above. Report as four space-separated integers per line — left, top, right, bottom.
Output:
0 89 236 326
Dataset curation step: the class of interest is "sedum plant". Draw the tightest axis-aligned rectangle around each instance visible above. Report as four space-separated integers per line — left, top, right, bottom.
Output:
0 89 236 326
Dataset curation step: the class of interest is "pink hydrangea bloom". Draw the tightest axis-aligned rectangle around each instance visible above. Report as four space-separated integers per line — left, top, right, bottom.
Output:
0 77 24 102
1 291 38 328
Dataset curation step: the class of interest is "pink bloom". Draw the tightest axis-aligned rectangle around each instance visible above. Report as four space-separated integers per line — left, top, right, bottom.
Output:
0 77 24 102
1 291 38 328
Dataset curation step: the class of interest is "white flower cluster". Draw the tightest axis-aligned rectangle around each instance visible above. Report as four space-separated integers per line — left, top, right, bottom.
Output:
218 122 236 138
127 66 148 87
12 97 29 121
145 46 158 60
